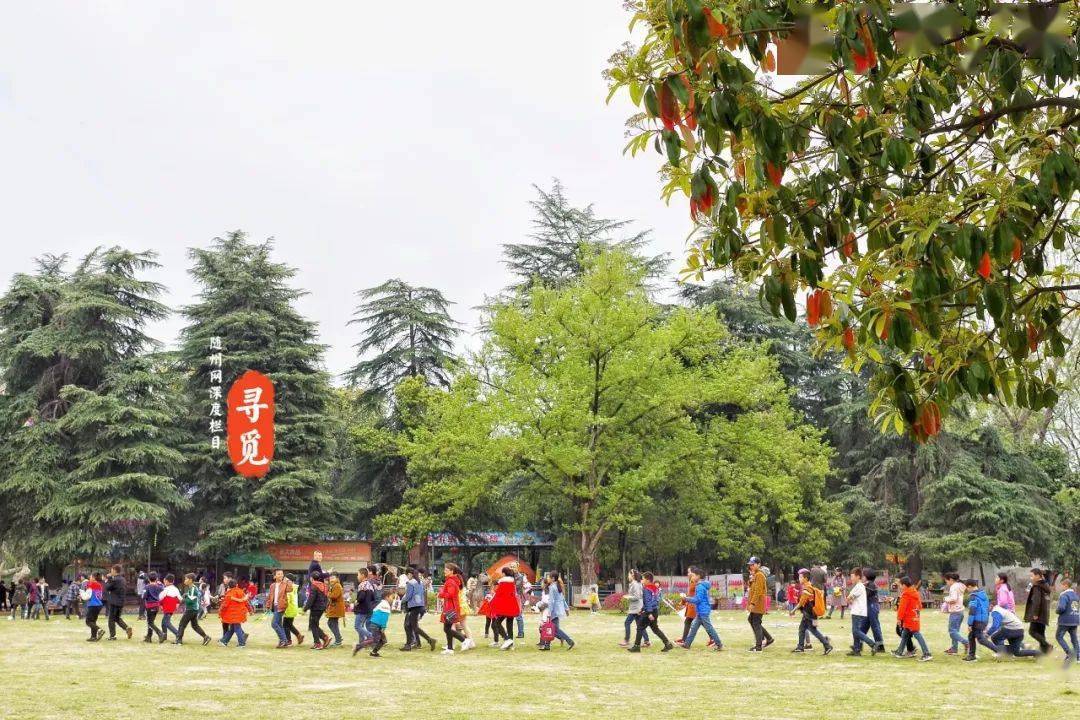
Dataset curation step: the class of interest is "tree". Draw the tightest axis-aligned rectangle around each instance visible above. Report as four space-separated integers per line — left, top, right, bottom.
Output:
35 357 189 558
345 279 459 407
0 248 167 561
501 180 669 292
177 231 342 556
378 250 838 584
608 1 1078 436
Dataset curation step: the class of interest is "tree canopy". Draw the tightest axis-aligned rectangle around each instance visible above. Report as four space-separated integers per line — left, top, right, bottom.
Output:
376 250 840 582
177 231 343 556
345 278 459 407
608 0 1078 439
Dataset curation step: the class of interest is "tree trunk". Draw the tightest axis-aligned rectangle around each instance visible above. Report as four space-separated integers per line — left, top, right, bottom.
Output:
905 553 923 582
579 531 599 589
618 530 628 590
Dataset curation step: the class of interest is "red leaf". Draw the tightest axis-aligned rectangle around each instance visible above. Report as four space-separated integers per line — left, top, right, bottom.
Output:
1011 238 1022 264
842 326 856 353
977 251 992 280
659 82 679 131
765 161 784 187
704 8 728 38
842 232 856 258
806 292 820 327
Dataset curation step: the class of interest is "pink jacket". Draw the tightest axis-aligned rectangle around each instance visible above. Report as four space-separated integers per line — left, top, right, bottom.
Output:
996 583 1015 611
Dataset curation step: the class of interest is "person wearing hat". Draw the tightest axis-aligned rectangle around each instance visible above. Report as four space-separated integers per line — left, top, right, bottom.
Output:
746 557 774 651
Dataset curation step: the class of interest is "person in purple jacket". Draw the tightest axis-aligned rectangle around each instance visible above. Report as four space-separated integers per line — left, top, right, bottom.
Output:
680 566 723 651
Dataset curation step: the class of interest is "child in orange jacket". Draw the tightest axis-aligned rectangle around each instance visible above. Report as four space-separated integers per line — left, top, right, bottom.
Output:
218 580 250 647
891 577 932 661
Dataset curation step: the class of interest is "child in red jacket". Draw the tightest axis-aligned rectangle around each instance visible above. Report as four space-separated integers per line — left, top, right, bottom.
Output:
892 577 932 661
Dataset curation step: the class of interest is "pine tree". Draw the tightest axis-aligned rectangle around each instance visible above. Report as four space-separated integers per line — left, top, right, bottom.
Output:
35 357 189 558
345 279 459 407
0 248 167 560
502 181 668 293
177 231 342 556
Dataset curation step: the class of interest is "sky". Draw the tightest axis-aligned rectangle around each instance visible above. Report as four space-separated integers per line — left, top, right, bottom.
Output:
0 2 701 379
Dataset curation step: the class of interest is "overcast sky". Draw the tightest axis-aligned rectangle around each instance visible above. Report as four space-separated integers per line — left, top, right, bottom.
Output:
0 2 699 379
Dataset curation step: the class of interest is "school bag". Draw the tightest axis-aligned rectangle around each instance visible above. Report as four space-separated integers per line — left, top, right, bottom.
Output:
539 619 557 643
811 586 826 618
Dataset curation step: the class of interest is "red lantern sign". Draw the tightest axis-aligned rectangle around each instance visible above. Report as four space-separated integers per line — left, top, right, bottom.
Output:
226 370 275 478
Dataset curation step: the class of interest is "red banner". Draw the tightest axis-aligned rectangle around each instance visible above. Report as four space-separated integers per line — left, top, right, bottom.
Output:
226 370 275 478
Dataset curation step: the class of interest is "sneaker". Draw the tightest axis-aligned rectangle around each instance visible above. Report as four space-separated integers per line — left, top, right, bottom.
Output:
441 648 455 655
823 645 834 656
846 650 861 656
369 650 381 657
428 638 437 652
944 648 957 655
218 639 228 647
353 644 362 657
538 644 550 651
566 640 575 651
202 636 212 646
920 654 933 662
762 637 775 649
618 641 630 648
891 650 905 658
332 640 343 647
275 642 287 649
296 633 305 646
661 642 674 652
643 641 651 647
627 645 641 653
126 627 133 640
748 647 763 652
461 638 475 651
962 655 977 662
399 645 413 652
173 641 183 645
159 633 167 644
500 639 514 650
489 641 500 648
674 639 685 646
143 637 153 643
903 651 917 658
791 648 805 653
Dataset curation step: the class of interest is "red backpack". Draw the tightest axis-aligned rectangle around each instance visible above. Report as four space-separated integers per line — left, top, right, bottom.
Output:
539 619 557 643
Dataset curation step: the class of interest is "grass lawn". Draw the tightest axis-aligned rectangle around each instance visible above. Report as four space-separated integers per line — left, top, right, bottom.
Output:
3 608 1077 717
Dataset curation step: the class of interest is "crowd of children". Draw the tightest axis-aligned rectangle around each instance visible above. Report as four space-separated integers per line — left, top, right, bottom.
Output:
16 553 1080 667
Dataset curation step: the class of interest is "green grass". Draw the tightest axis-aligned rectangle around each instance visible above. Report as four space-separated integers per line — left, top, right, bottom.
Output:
2 609 1077 717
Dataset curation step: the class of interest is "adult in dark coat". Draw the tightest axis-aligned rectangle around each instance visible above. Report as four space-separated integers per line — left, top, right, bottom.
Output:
103 564 132 640
1024 568 1053 654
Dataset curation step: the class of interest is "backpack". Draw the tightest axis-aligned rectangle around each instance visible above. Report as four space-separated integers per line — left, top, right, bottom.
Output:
811 586 826 618
539 619 557 643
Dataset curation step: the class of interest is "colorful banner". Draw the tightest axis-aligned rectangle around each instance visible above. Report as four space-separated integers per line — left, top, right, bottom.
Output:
226 370 275 478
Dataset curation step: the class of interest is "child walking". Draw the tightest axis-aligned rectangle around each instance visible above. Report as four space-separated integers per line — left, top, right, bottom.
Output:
941 572 968 656
962 579 996 661
282 574 304 646
621 570 648 648
159 574 182 643
303 570 331 650
790 569 832 654
82 572 105 641
538 571 575 651
437 562 469 654
845 567 877 655
1055 577 1079 666
891 576 932 661
218 579 250 647
175 573 210 646
142 572 165 643
628 572 674 652
680 566 723 651
490 566 522 650
326 572 346 647
358 588 394 657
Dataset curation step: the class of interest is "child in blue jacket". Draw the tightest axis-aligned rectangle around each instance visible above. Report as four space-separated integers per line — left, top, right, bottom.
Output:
1055 578 1080 665
680 566 723 651
962 579 997 661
